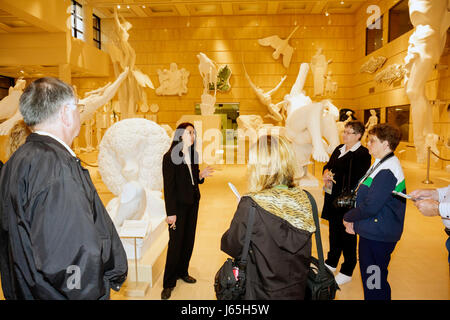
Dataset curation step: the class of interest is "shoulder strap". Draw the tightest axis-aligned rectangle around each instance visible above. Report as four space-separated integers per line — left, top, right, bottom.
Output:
240 204 256 267
303 190 326 274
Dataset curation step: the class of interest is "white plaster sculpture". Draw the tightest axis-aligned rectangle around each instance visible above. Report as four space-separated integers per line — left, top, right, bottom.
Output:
79 68 129 124
310 48 333 96
107 8 154 118
360 56 387 74
284 63 340 186
197 52 218 92
98 118 171 231
236 115 265 143
362 109 379 144
95 105 111 148
324 70 338 95
243 63 287 124
344 111 353 124
197 52 218 116
403 0 450 163
83 118 95 152
0 79 26 135
374 64 406 85
258 26 299 68
155 62 189 96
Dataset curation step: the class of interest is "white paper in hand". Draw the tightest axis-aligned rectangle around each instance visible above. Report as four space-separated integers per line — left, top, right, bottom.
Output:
228 182 241 201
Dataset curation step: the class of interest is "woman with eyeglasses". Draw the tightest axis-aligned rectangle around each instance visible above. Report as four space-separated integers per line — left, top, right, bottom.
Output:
321 121 371 286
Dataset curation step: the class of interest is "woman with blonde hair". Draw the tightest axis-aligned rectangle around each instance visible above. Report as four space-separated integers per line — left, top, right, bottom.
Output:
7 120 32 159
221 134 315 299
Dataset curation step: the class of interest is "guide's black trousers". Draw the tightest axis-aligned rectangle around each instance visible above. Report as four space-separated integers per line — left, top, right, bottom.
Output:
163 201 199 289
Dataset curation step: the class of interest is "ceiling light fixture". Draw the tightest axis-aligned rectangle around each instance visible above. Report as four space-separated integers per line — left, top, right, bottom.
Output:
117 5 120 9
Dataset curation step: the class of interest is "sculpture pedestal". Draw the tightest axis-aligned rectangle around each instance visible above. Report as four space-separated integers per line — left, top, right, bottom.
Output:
120 216 169 293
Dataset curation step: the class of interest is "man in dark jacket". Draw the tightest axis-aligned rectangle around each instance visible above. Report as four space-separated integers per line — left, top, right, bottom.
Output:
0 77 127 300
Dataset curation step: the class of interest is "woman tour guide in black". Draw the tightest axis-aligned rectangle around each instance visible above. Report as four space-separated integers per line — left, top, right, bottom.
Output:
161 122 213 300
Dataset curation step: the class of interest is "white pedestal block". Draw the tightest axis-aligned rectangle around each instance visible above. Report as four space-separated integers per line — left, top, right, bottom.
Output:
121 217 169 288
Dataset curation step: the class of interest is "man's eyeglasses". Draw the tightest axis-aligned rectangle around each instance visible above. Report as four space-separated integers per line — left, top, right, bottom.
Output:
343 130 356 135
68 102 85 113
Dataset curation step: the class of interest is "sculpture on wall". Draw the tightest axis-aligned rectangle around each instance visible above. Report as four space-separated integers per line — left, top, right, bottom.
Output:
324 70 338 95
311 48 333 96
106 8 153 118
209 65 232 92
243 63 287 124
403 0 450 163
374 64 406 85
258 26 299 68
0 79 26 135
360 56 387 73
155 62 190 96
197 52 218 115
284 63 340 185
98 118 171 230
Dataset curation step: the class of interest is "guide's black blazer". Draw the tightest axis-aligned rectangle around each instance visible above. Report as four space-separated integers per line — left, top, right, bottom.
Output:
162 148 204 217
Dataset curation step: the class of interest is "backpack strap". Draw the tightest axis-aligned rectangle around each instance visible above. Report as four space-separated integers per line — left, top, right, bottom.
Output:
239 203 256 268
303 190 326 274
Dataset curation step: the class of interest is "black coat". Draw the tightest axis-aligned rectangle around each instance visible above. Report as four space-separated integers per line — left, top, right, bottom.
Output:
0 133 128 300
221 192 314 300
162 148 204 217
321 143 371 220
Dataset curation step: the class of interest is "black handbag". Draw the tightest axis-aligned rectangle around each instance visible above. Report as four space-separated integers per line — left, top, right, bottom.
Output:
304 190 340 300
333 158 356 209
214 204 256 300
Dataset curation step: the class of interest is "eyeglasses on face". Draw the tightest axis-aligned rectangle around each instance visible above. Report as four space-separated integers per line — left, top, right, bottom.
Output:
343 130 356 135
68 102 85 113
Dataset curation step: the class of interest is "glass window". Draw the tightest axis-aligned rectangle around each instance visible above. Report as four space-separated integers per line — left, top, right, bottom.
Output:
389 0 413 42
0 76 14 99
93 14 101 49
386 105 410 141
366 15 383 55
71 0 84 40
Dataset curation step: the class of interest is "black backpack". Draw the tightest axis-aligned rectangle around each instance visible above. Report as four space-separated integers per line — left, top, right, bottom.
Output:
214 205 255 300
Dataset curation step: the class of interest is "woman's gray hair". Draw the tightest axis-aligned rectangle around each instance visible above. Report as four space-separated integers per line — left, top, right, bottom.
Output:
19 77 74 127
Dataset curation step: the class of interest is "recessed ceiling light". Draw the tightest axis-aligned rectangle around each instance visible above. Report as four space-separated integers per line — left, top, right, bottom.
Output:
325 11 329 16
117 5 120 9
142 5 146 8
127 5 130 9
341 1 345 4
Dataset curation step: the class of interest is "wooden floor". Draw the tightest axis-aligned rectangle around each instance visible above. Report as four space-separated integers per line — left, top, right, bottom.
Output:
1 157 449 300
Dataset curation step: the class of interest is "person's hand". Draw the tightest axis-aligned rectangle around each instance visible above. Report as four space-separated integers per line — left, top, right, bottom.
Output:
200 166 214 179
166 215 177 230
409 188 438 202
343 220 355 234
322 169 335 184
414 199 440 217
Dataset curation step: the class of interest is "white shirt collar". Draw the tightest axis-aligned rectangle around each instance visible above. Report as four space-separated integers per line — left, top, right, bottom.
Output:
339 141 361 158
34 131 77 157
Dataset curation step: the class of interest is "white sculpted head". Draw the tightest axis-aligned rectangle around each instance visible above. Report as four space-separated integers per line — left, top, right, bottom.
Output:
98 118 171 195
